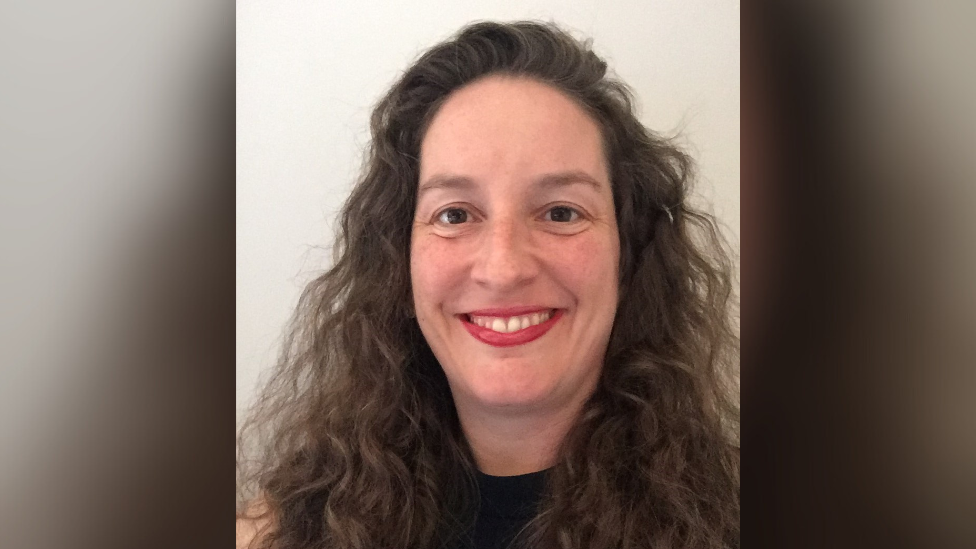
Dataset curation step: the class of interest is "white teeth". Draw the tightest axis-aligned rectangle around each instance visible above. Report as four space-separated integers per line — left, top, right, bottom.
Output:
506 317 520 332
469 310 555 334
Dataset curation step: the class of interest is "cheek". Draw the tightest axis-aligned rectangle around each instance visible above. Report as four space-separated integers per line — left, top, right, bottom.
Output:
410 237 461 313
545 233 620 299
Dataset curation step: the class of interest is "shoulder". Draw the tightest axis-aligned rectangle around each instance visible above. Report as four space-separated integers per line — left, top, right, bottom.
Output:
237 498 274 549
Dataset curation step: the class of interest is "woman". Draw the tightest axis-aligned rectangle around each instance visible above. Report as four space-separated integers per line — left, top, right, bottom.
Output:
238 20 739 549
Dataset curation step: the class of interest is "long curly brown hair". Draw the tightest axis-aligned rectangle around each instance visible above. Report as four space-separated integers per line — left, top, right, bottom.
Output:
238 20 739 549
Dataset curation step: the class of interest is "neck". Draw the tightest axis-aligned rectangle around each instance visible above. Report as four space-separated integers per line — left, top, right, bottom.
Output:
455 398 585 476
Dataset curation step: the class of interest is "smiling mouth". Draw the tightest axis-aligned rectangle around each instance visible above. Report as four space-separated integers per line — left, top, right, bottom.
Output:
465 309 555 333
459 309 562 347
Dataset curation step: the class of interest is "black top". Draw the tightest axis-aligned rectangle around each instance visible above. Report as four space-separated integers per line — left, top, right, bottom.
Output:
465 469 548 549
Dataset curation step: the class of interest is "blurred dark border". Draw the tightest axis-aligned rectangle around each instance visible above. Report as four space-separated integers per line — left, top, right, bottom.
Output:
744 1 976 548
0 3 234 548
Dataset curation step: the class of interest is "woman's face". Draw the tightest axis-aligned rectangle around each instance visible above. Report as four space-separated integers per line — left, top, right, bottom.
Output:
411 76 620 416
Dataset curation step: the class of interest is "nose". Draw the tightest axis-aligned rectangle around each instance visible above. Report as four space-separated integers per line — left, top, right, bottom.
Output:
470 217 538 290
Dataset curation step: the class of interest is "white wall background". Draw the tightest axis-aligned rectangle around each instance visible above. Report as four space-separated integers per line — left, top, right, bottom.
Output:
237 0 740 420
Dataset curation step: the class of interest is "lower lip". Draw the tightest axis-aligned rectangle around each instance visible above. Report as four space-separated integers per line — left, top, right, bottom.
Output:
460 310 563 347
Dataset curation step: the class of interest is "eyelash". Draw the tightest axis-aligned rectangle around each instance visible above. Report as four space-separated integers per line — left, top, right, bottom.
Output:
542 205 581 223
435 207 476 225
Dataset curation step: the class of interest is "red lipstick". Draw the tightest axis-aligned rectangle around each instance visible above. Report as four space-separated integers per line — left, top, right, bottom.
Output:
461 309 563 347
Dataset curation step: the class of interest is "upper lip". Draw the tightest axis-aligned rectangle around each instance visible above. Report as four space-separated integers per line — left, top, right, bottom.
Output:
464 306 555 317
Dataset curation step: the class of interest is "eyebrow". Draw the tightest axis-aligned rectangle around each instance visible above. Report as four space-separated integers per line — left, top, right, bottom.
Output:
417 170 605 198
535 171 605 191
417 175 477 198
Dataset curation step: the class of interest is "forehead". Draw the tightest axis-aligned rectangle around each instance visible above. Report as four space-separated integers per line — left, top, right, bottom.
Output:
419 76 608 187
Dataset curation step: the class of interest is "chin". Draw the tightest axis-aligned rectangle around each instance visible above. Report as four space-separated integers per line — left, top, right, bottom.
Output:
463 375 556 410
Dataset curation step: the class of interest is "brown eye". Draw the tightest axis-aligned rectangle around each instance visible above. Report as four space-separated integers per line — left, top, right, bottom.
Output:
438 208 468 224
546 206 579 223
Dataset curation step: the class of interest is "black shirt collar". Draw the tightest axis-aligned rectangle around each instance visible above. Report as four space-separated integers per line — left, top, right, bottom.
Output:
475 469 549 519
